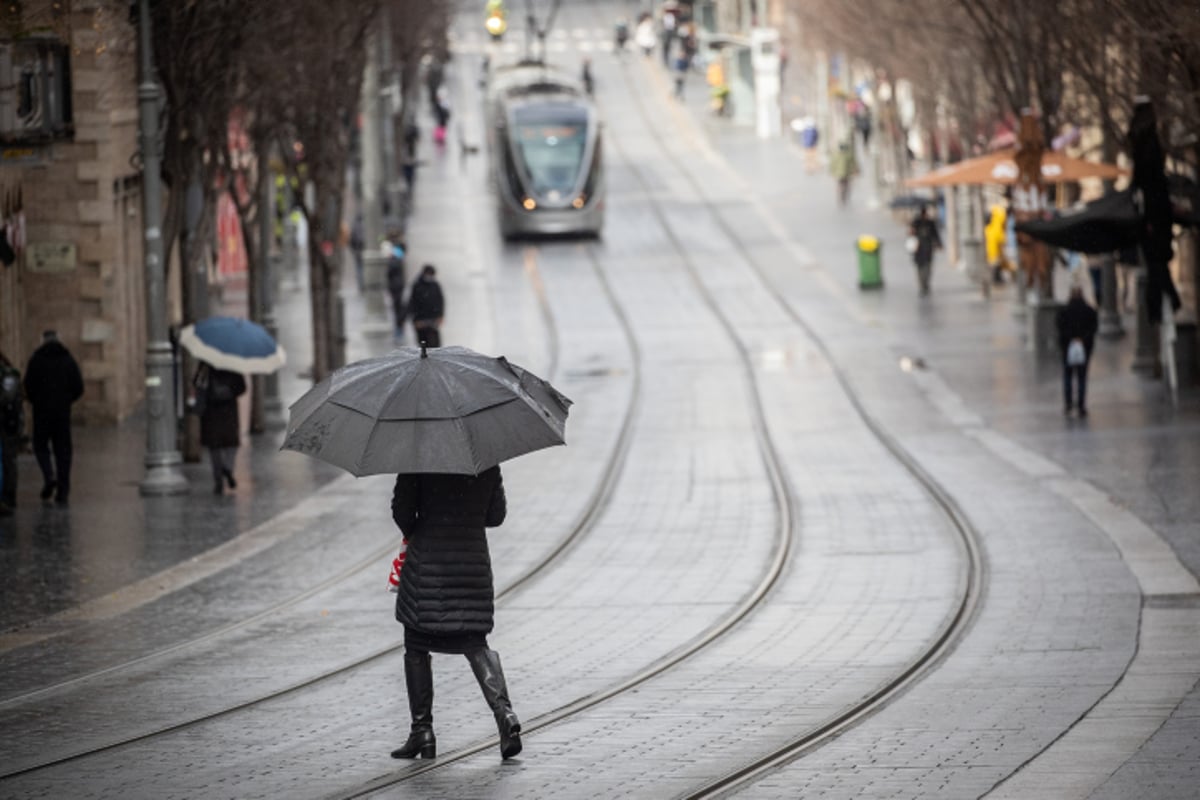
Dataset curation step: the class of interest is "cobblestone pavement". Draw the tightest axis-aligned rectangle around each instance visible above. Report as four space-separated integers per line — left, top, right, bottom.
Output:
1 2 1198 798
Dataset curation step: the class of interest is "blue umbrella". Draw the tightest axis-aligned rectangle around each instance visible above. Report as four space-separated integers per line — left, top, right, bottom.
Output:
178 316 286 374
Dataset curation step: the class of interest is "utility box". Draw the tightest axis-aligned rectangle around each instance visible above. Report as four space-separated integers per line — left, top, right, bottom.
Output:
857 235 883 289
750 28 781 139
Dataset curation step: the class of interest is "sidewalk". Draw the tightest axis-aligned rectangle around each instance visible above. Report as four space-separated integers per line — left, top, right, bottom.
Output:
0 227 393 633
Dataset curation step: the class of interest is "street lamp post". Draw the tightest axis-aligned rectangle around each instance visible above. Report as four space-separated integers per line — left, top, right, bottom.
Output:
137 0 188 496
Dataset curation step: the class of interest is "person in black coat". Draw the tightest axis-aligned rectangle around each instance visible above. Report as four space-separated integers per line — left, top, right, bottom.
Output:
389 465 522 761
909 206 942 296
1056 285 1099 417
193 363 246 495
23 331 83 506
386 238 407 344
406 264 445 348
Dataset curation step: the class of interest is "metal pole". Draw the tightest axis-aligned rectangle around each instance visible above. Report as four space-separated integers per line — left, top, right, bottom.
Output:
137 0 188 496
360 28 390 331
257 145 287 431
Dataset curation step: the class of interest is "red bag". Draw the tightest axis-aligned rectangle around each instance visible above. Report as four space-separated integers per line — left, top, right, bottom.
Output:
387 539 409 592
433 125 446 145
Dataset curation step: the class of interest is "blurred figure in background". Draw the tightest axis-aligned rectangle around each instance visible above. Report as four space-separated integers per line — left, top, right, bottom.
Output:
1057 283 1099 417
24 331 83 507
407 264 445 348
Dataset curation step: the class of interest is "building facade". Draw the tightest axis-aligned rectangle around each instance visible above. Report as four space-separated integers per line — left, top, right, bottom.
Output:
0 1 150 423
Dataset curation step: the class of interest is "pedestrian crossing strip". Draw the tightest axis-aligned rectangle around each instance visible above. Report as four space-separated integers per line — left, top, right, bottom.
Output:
450 28 618 56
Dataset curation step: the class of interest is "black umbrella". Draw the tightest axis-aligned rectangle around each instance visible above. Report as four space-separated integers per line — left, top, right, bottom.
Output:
281 345 572 476
1014 189 1142 254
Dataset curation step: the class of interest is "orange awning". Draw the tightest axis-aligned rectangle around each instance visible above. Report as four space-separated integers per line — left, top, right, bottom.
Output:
906 149 1127 188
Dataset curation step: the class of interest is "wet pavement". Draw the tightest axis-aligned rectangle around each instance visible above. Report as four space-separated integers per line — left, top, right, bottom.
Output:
1 2 1198 797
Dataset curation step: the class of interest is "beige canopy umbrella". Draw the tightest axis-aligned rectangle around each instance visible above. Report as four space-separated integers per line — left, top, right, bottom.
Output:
906 149 1127 187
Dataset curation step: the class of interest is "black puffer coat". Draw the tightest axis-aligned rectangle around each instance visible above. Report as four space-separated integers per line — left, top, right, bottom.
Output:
393 466 507 648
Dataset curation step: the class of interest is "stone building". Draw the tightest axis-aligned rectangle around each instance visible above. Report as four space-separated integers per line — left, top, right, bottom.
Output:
0 2 151 424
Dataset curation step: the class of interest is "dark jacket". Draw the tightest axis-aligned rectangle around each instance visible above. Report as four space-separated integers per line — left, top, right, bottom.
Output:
195 366 246 449
1056 297 1099 358
24 341 83 418
406 276 444 324
910 216 941 266
386 254 407 296
393 466 507 638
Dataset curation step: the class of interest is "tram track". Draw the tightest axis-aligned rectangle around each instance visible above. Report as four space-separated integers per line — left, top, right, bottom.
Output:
599 15 987 798
0 185 637 784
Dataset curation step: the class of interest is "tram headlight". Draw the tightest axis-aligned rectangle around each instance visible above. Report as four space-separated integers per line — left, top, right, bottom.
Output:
572 196 586 209
522 197 537 211
486 13 507 36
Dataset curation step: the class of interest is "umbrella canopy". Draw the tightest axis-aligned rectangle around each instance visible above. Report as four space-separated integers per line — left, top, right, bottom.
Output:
1014 189 1142 254
906 149 1127 188
281 345 572 476
179 316 286 374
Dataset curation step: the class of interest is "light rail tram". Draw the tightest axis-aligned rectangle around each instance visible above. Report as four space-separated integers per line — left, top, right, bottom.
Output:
485 59 604 239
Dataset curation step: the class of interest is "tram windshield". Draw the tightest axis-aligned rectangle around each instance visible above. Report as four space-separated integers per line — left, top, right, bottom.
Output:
512 105 589 196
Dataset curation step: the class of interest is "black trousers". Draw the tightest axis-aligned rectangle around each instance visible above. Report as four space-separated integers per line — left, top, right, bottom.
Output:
32 411 72 500
1063 359 1090 411
0 433 17 507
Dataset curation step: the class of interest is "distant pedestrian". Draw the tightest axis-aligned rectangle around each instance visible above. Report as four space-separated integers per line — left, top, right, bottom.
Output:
386 236 408 344
1056 284 1099 417
635 15 657 57
581 58 594 96
23 331 83 507
193 362 246 495
830 139 859 207
800 118 820 172
388 466 522 761
407 264 445 348
909 206 942 296
0 351 23 515
672 54 688 99
1085 252 1108 306
350 213 366 293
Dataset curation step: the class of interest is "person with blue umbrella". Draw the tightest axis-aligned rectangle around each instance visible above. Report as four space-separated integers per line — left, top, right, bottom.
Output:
179 317 285 494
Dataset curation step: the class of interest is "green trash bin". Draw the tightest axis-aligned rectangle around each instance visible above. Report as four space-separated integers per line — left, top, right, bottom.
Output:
856 235 883 289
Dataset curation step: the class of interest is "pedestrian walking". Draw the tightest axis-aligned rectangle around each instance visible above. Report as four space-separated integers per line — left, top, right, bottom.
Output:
406 264 445 348
388 466 522 761
830 139 859 207
1056 284 1099 417
672 54 688 100
193 362 246 495
23 331 83 507
635 14 657 58
909 206 942 296
386 236 408 344
0 351 23 515
350 213 365 293
581 57 594 96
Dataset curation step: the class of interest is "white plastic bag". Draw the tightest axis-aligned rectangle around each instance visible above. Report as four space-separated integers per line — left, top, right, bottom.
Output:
1067 339 1086 366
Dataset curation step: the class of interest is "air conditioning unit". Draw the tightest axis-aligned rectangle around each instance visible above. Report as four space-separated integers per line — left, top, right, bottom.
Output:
0 37 73 144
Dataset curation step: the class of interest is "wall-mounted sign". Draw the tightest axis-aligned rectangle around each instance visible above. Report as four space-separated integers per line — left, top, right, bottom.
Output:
25 241 76 273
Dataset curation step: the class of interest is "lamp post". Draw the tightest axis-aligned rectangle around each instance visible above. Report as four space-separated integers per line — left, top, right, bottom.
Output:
137 0 188 496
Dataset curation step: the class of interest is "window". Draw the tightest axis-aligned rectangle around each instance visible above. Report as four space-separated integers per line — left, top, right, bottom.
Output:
0 38 73 144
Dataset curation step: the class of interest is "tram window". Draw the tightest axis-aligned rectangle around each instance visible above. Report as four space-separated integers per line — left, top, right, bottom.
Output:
513 118 587 195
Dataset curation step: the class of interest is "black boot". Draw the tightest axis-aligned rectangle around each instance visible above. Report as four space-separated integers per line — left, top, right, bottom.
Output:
466 647 522 759
391 650 436 759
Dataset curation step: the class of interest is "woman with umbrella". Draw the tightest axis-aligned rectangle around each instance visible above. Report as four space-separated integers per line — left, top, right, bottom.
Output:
193 363 246 495
179 316 286 495
389 465 521 761
282 345 572 761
